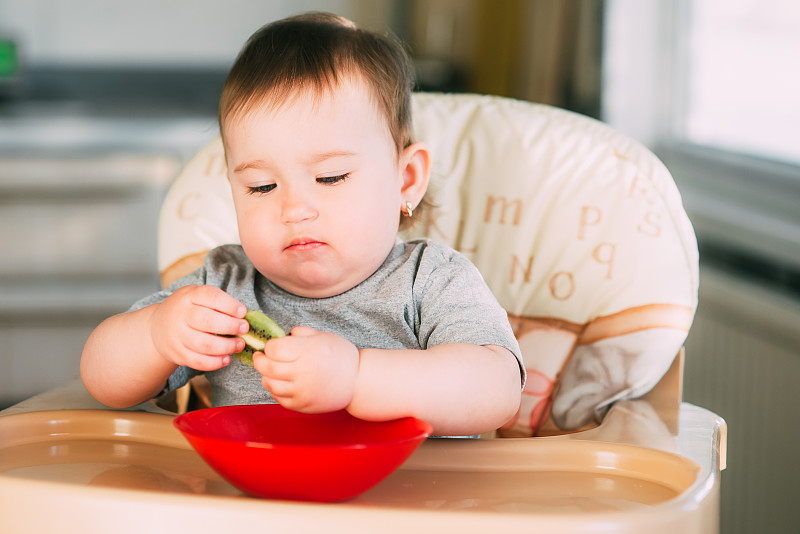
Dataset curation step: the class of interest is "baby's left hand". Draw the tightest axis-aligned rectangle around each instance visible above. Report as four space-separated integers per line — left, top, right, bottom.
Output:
253 326 359 413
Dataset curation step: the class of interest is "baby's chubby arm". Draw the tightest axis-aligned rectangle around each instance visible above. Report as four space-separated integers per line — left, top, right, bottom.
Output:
80 285 249 408
255 327 521 436
352 343 521 436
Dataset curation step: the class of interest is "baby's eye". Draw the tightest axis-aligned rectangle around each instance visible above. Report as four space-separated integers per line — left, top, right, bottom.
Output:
246 184 277 195
317 173 349 185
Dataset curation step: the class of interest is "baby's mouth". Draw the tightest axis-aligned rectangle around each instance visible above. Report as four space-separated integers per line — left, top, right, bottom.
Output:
286 237 325 251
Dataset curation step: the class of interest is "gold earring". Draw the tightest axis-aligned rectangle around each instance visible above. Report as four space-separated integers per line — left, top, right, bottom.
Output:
402 201 413 217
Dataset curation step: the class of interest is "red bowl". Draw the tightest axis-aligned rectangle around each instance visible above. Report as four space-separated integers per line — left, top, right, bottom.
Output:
173 404 432 502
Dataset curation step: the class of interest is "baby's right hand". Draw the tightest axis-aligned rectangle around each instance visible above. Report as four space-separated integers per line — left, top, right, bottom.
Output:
148 285 249 370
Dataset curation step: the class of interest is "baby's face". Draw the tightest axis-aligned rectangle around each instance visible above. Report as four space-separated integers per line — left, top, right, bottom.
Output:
224 79 405 298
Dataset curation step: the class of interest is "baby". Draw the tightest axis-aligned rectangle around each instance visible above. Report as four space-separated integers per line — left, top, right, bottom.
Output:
80 12 524 437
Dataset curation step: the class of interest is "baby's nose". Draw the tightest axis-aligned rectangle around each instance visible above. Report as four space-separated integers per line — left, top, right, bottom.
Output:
280 191 318 224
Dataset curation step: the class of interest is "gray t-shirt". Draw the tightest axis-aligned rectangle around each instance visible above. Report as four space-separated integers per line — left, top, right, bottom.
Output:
129 239 524 407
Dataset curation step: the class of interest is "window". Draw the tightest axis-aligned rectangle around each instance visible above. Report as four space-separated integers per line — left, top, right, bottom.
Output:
683 0 800 165
603 0 800 280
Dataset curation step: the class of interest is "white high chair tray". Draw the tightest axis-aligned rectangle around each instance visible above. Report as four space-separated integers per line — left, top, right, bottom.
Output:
0 382 724 534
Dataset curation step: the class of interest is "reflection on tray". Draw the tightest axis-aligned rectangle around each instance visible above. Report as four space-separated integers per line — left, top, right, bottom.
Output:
0 438 240 497
359 468 678 513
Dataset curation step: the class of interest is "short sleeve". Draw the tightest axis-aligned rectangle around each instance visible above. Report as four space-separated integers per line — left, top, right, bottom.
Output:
413 244 525 387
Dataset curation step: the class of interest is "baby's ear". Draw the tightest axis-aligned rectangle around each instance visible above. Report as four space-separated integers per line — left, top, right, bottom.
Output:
399 142 431 207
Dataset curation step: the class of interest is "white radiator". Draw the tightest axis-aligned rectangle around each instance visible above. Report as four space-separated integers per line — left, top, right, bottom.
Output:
683 266 800 534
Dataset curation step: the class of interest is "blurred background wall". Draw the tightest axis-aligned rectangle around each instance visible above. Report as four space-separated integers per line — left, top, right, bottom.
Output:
1 1 798 532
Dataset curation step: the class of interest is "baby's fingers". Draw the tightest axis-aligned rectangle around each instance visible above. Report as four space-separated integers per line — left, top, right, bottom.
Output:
261 374 295 398
186 330 245 358
186 303 249 337
187 285 247 318
262 335 301 363
261 375 309 411
182 350 231 372
253 351 294 380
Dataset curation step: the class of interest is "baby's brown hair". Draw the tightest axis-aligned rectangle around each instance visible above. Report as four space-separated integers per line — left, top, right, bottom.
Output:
220 12 414 157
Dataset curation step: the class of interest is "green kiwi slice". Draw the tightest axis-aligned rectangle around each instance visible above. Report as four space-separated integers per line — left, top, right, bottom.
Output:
232 310 286 366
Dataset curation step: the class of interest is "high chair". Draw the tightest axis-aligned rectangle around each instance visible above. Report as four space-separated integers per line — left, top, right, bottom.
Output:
160 93 698 436
153 92 726 530
0 93 727 533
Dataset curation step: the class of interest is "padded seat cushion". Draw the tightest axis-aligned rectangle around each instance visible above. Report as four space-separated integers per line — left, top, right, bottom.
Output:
158 93 698 435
